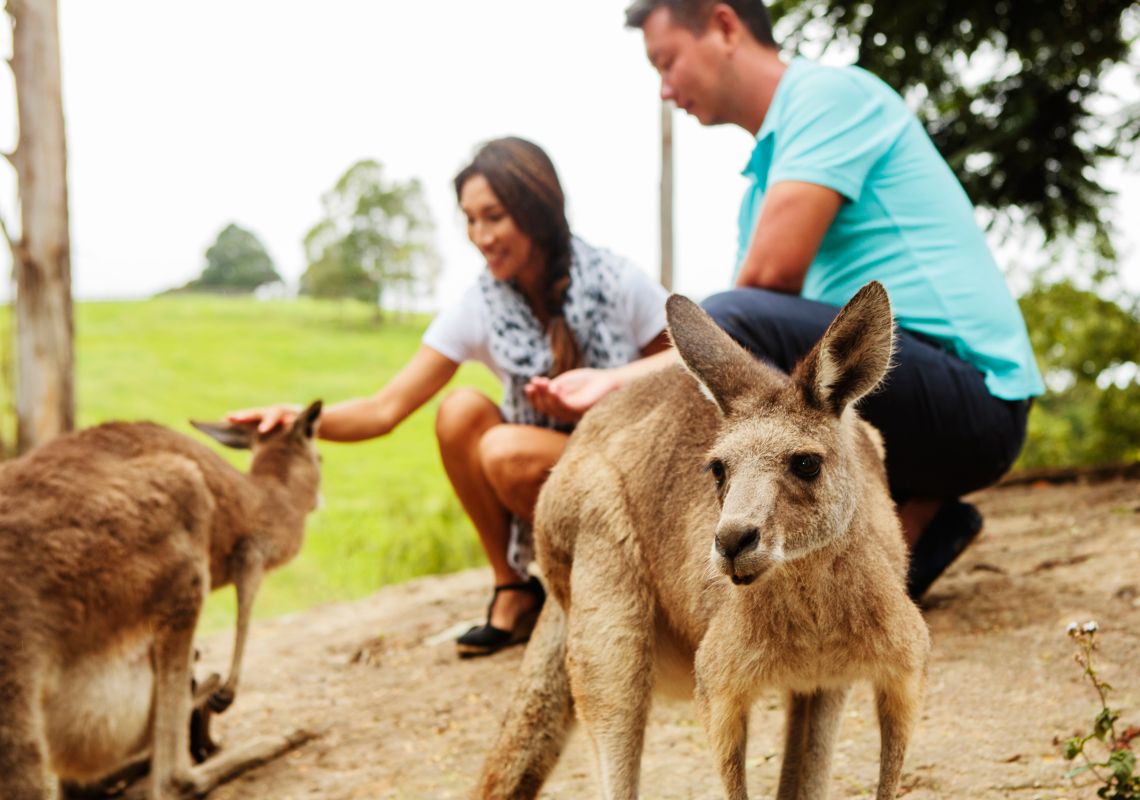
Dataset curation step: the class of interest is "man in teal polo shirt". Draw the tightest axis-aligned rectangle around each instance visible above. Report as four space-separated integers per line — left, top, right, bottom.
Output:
527 0 1043 598
618 0 1043 599
728 52 1040 404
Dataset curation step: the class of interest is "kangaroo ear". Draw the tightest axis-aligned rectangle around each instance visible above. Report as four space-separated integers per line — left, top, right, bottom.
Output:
666 294 779 416
190 419 258 450
289 400 323 441
793 281 894 416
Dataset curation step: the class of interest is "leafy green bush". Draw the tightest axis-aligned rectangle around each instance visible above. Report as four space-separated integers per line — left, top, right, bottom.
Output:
1018 279 1140 468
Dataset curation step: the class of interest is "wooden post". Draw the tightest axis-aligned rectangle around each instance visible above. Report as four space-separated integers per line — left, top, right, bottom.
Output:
5 0 76 452
659 99 674 292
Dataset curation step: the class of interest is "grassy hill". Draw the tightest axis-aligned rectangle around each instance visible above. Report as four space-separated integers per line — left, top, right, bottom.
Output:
53 296 497 631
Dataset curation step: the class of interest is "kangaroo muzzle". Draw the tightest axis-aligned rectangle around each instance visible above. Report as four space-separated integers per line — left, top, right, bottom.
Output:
713 520 781 585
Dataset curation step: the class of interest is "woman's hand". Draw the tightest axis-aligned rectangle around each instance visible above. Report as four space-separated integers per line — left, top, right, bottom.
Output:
525 369 621 422
226 403 302 434
525 348 678 422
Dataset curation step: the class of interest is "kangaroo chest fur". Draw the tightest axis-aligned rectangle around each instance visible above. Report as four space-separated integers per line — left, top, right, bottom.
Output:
700 551 916 695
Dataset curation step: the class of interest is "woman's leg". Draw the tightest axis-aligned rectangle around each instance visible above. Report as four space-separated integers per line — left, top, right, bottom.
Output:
436 388 517 629
478 424 569 522
435 389 567 631
478 423 568 630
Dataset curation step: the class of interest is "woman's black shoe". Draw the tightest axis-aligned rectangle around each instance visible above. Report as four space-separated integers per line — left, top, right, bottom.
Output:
907 500 984 601
456 576 546 658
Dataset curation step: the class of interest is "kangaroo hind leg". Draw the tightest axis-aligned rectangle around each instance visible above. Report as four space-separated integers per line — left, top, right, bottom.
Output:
477 600 574 800
694 612 759 800
874 669 923 800
147 558 207 800
565 535 655 800
0 653 55 800
776 686 850 800
775 691 809 800
694 676 751 800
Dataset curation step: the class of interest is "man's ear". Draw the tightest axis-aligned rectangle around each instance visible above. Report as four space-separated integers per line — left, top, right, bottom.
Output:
709 2 745 48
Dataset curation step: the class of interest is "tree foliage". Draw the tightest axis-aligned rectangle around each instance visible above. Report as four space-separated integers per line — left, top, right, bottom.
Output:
767 0 1138 267
184 223 280 293
1017 280 1140 467
300 160 439 311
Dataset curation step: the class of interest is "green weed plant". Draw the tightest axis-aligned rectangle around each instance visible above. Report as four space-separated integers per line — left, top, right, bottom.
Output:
1063 621 1140 799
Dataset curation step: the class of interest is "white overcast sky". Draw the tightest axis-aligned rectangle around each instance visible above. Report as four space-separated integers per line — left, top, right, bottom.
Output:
1 1 1137 309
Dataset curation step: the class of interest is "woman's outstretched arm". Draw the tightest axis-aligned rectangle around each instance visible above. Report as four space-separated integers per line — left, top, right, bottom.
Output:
227 345 459 441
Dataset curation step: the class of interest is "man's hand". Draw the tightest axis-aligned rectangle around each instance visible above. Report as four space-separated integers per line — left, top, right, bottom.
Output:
525 369 622 423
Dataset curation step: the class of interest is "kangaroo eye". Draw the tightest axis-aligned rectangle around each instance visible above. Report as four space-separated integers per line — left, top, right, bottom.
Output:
789 454 822 480
706 459 726 488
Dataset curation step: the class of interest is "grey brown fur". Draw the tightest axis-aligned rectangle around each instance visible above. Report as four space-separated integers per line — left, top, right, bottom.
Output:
0 402 322 799
477 283 930 799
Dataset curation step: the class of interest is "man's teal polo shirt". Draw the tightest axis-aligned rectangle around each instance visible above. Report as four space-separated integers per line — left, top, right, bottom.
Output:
736 57 1044 401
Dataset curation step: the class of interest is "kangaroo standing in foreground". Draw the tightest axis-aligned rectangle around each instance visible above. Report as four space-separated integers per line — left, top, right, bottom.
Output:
0 401 323 800
477 283 931 799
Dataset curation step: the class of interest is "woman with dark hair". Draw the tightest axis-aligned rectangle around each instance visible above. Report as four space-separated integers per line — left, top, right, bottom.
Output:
229 137 669 657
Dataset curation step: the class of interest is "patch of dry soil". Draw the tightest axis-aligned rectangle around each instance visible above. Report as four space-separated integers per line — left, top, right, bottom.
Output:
196 477 1140 799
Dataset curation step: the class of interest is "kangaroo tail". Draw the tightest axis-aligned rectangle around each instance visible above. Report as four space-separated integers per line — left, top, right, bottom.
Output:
475 599 574 799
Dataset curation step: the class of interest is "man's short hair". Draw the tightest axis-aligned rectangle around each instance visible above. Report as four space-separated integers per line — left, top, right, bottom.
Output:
624 0 776 48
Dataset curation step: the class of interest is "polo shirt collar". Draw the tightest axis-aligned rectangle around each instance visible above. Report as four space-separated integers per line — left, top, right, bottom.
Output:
740 56 805 180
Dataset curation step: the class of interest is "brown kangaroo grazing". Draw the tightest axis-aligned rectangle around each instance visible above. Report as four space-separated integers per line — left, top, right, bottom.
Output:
0 401 323 799
477 283 931 799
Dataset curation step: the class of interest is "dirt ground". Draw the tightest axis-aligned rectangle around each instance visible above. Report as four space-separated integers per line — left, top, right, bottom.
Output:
193 476 1140 799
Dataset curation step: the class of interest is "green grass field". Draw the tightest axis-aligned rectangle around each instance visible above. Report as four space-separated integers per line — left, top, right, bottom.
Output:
33 296 498 632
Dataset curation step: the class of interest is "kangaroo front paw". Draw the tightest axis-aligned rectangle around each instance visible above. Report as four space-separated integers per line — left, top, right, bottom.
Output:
192 672 223 706
207 686 235 714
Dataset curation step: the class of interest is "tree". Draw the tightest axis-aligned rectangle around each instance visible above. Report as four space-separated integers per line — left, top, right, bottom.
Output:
299 160 439 312
180 222 281 294
2 0 74 454
1017 280 1140 467
767 0 1138 270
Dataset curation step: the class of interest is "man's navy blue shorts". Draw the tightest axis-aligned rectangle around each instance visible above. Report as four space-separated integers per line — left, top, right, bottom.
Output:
702 288 1030 502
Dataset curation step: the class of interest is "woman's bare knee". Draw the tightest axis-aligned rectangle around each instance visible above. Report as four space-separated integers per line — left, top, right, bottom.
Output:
480 427 530 486
479 426 567 518
435 388 499 449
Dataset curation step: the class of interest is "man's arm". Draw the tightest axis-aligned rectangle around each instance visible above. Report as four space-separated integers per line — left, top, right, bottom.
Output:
735 180 843 293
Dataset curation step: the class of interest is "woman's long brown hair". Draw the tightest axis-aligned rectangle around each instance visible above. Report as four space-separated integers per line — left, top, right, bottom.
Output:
454 137 580 377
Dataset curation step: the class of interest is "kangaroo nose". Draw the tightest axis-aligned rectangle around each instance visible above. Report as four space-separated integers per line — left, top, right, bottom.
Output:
715 526 760 560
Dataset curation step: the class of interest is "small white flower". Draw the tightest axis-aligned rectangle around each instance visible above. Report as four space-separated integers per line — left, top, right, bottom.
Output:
1067 621 1079 634
1082 621 1099 634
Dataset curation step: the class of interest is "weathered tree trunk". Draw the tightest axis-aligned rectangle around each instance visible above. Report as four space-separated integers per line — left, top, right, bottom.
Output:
659 99 674 292
5 0 75 452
